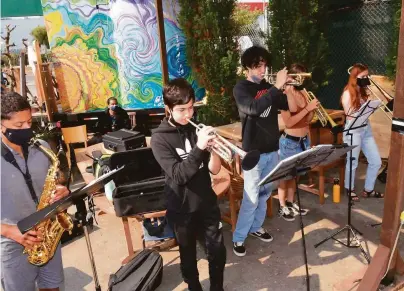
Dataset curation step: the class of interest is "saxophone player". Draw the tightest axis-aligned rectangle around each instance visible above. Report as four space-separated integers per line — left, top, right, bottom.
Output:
1 92 69 291
277 64 319 221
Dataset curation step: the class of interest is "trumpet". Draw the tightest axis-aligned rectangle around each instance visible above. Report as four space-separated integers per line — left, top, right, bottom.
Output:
302 89 339 129
264 68 312 86
186 118 260 171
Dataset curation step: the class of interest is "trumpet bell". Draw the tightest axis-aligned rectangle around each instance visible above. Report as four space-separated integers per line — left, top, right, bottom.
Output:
241 150 260 171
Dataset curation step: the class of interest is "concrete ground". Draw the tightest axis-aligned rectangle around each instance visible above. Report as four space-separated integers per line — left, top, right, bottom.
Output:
59 159 404 291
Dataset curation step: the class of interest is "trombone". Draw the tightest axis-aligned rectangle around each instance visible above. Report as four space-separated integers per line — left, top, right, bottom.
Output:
347 66 393 121
186 118 260 171
301 89 339 129
367 76 393 121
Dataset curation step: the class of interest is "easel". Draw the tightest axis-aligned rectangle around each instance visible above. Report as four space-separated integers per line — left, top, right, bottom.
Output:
314 100 381 263
259 144 353 291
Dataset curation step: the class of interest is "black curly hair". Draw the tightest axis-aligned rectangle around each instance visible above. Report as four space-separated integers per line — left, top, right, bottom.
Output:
163 78 195 109
1 92 31 120
241 46 271 70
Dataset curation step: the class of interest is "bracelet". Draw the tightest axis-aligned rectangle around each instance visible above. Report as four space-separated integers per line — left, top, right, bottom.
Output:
304 107 309 113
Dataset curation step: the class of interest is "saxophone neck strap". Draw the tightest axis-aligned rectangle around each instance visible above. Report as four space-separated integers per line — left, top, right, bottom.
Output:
1 141 38 205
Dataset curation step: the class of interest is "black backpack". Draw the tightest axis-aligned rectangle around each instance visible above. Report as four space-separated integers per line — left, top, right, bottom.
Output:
108 249 163 291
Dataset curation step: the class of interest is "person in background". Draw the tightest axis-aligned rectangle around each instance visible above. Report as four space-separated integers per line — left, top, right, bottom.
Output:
277 63 319 221
232 46 288 257
1 92 70 291
341 63 383 200
88 97 131 145
151 78 226 291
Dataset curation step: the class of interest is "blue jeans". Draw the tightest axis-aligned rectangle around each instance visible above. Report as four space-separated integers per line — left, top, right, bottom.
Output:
233 151 279 243
343 124 382 191
279 135 310 160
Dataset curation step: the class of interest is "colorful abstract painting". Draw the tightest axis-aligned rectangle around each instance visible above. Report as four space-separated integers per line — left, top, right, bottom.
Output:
42 0 204 112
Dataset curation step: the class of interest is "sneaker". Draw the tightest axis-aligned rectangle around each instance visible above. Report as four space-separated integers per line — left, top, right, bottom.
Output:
286 201 308 216
278 206 295 221
249 228 274 242
233 242 246 257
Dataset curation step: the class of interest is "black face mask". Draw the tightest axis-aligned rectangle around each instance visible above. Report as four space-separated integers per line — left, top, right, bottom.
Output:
2 127 34 146
294 85 305 91
357 77 370 87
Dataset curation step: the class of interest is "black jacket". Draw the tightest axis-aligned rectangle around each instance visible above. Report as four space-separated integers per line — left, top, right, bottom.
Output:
97 107 131 134
234 79 289 153
151 118 217 213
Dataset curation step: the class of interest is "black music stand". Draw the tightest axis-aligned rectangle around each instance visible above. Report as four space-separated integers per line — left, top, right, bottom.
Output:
259 144 354 291
18 167 124 291
314 100 381 263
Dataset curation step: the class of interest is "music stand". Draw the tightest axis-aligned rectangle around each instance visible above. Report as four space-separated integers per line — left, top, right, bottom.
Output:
314 100 381 263
259 144 354 291
18 167 124 291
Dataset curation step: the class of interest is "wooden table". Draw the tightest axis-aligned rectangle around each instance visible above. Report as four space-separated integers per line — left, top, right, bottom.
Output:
212 167 231 198
215 110 345 143
214 110 346 204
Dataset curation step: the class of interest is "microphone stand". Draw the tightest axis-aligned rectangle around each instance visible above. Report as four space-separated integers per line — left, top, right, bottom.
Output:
67 142 102 291
74 198 101 291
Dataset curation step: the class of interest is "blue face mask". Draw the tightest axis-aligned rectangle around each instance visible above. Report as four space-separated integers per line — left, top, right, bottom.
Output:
110 105 118 111
251 75 263 84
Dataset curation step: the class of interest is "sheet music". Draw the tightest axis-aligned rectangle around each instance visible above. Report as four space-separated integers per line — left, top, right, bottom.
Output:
345 100 381 130
258 144 355 186
79 166 123 193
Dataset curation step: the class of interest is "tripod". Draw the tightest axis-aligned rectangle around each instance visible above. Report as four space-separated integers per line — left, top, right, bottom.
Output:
313 101 380 263
75 198 102 291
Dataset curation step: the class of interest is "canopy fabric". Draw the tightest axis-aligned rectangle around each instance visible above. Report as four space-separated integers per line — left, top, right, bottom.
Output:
1 0 43 18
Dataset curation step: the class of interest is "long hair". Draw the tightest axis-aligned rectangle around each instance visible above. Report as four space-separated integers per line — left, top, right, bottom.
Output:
341 63 369 110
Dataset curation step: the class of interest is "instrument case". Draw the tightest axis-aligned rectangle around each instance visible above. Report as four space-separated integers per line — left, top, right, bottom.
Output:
108 249 163 291
110 148 166 217
103 129 146 152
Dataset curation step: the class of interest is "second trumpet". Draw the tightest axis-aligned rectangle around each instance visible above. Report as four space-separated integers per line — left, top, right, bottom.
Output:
302 89 338 129
186 118 260 171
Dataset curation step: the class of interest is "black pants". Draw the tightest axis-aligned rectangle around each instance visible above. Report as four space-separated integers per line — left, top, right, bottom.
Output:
167 206 226 291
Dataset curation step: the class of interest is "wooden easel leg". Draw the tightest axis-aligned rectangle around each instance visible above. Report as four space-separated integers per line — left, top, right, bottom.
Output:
228 187 238 232
266 195 273 218
319 168 325 204
122 217 135 264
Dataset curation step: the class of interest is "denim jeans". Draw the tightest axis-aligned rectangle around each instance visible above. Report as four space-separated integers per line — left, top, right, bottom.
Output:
279 135 310 160
343 124 382 191
233 151 279 243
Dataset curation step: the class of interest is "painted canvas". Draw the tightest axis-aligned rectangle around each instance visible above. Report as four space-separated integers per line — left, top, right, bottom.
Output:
42 0 204 112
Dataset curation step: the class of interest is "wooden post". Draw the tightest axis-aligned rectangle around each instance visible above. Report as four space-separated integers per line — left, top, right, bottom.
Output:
155 0 169 117
155 0 169 86
20 52 27 98
379 0 404 277
358 1 404 289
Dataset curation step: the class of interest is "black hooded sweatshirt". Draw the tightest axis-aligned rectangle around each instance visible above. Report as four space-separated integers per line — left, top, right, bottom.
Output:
233 79 289 153
151 118 217 213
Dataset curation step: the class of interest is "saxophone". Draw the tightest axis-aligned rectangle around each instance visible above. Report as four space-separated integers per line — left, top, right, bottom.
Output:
23 140 74 266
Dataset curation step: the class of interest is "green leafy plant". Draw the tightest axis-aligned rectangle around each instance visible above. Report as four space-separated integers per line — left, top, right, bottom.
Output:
178 0 240 126
30 26 50 49
385 0 401 81
266 0 331 88
233 4 262 32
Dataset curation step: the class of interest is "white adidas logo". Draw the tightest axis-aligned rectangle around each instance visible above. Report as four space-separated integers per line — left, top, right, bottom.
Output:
175 138 203 168
260 106 272 118
175 138 192 160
